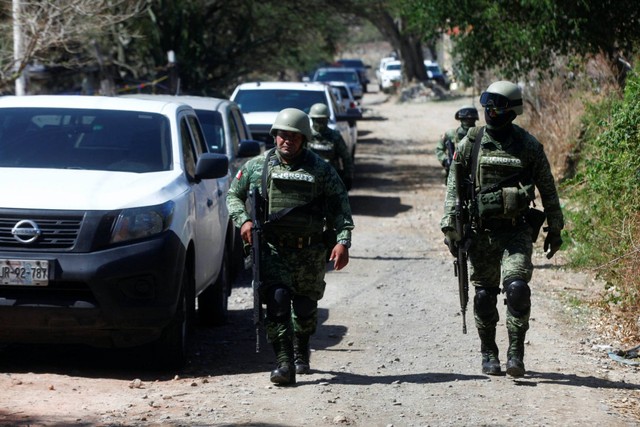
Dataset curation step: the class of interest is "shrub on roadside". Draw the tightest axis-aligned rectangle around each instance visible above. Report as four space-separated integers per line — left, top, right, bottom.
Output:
564 65 640 341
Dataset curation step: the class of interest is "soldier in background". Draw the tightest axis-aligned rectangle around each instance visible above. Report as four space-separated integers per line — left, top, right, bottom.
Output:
227 108 354 386
435 105 479 181
308 103 354 191
440 81 564 377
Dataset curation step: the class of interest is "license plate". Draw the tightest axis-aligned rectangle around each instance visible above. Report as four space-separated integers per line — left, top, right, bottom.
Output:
0 259 49 286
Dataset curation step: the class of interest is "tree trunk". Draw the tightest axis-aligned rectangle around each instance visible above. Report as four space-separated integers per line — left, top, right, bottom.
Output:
361 9 428 83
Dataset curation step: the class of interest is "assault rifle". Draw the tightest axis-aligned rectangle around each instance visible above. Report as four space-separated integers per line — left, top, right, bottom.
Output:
445 137 455 171
248 188 265 352
453 162 472 334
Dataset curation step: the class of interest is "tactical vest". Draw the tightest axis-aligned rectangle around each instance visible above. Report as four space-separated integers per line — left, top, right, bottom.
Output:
308 139 337 163
267 163 324 235
470 127 534 219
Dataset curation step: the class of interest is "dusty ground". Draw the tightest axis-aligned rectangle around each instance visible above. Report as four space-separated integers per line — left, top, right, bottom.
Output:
1 90 639 427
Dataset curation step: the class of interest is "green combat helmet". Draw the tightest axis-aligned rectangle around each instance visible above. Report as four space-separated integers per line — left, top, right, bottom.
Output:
455 105 479 121
270 108 313 142
309 103 330 119
480 81 523 115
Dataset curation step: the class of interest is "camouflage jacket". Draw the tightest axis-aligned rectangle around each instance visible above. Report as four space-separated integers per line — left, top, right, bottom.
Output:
440 124 564 233
308 127 354 179
436 126 468 166
227 148 354 243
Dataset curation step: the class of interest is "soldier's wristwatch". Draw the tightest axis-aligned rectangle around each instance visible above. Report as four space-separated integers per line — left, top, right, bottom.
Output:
338 239 351 249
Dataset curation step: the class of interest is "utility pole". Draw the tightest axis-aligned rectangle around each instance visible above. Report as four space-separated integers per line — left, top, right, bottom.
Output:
13 0 26 95
167 50 179 95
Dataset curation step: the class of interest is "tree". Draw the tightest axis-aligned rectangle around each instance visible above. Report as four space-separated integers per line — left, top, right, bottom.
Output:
0 0 146 94
118 0 348 96
397 0 640 86
322 0 429 83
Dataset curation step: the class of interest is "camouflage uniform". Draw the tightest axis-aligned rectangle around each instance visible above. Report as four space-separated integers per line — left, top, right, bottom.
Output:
227 147 354 378
436 126 468 175
309 127 354 190
441 124 564 376
436 105 478 181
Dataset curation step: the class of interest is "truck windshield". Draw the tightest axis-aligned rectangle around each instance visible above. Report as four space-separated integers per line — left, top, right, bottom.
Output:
234 90 328 114
0 108 172 172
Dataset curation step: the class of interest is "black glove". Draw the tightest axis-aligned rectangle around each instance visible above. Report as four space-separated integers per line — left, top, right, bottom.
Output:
443 228 460 257
543 227 563 259
444 237 457 257
442 159 451 169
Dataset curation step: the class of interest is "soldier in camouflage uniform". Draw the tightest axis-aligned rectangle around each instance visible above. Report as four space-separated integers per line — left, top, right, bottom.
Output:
435 105 479 181
440 81 564 377
227 108 354 386
308 103 354 190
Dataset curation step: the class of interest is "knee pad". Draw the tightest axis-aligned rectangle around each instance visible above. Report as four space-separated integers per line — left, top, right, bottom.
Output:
474 287 499 319
266 286 291 322
292 296 317 320
505 280 531 318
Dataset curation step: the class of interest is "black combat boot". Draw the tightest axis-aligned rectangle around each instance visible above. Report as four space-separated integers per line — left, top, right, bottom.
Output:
478 327 501 375
294 334 311 375
506 330 526 378
270 338 296 386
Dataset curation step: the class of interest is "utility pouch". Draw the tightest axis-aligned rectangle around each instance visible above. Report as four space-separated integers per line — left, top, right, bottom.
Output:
502 187 520 216
525 208 546 242
477 190 503 218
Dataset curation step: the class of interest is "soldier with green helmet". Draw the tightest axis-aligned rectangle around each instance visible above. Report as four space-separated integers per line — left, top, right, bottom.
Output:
436 105 479 181
440 80 564 377
227 108 354 386
308 103 354 190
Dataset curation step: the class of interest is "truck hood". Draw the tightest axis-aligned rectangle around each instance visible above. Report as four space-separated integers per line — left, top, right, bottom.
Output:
1 168 187 211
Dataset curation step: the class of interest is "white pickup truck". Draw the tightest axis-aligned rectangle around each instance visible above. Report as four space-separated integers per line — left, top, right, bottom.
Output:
0 95 230 368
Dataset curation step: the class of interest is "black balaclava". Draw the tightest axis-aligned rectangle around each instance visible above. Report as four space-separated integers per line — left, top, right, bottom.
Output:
484 108 516 140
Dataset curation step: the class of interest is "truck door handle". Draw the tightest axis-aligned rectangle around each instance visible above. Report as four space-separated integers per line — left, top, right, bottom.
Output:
207 199 213 207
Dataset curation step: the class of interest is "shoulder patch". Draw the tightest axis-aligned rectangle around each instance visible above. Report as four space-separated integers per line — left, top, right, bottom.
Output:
235 170 242 180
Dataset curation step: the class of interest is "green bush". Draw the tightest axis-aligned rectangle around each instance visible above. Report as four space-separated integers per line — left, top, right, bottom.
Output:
565 67 640 313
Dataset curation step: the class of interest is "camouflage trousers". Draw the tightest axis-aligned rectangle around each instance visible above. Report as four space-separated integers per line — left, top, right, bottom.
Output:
262 241 327 342
468 225 533 288
469 225 533 333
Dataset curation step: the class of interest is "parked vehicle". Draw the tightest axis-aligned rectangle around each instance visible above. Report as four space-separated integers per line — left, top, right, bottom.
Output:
375 56 398 84
312 67 364 100
121 94 263 279
424 60 450 89
336 58 371 93
326 81 361 149
377 60 403 93
327 81 361 113
230 81 360 160
0 95 230 368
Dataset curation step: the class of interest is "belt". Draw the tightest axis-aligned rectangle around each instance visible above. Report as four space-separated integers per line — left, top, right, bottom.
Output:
270 233 324 249
480 216 526 230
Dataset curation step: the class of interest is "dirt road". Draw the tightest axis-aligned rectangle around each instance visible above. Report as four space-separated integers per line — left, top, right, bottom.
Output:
1 92 639 427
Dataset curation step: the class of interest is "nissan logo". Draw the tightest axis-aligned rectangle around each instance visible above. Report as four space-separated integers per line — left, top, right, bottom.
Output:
11 220 42 244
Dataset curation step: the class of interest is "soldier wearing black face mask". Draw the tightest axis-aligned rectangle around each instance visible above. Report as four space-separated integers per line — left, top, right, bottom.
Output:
436 105 479 181
440 81 564 378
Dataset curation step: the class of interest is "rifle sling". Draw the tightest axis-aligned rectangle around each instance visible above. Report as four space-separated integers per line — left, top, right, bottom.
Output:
470 127 483 195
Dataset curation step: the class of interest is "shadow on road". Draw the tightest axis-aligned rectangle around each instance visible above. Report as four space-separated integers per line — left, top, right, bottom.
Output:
302 370 486 386
526 370 639 390
348 195 411 217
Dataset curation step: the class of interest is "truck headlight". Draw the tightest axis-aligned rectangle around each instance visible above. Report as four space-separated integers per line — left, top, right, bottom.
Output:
110 201 175 244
